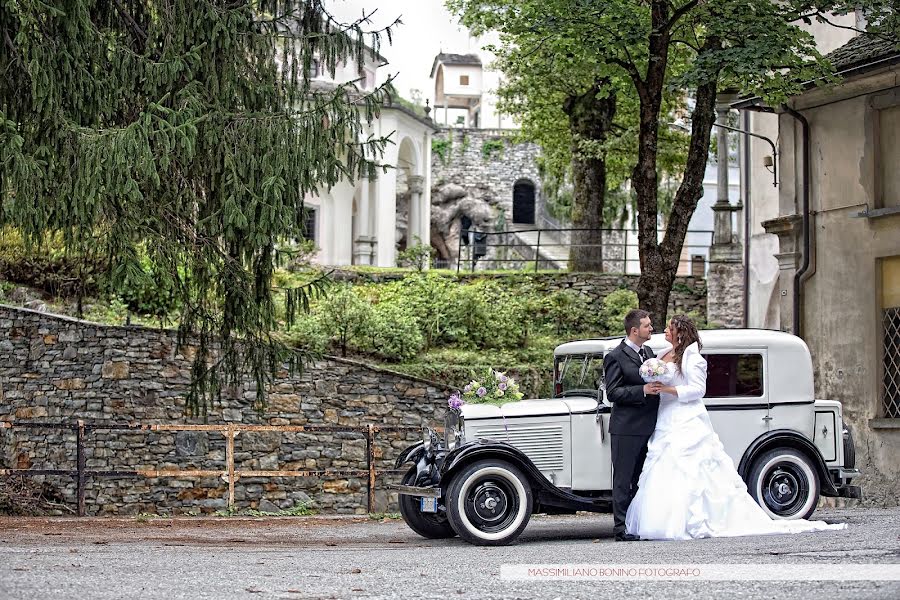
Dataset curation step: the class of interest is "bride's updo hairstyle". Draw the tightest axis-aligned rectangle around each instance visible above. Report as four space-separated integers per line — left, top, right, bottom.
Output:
670 314 702 371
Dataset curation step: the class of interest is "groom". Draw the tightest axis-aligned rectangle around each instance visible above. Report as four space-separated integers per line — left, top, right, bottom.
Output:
603 309 661 541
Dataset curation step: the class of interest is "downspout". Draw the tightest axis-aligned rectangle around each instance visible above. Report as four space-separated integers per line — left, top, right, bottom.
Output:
782 105 811 338
741 110 751 328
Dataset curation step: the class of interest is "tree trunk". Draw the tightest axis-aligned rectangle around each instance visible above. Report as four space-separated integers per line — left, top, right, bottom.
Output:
636 33 722 327
563 80 616 272
631 2 671 325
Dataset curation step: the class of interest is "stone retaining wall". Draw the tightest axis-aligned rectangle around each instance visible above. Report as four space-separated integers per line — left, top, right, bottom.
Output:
0 305 450 516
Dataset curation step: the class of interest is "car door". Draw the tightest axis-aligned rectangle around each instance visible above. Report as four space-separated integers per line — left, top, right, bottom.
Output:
559 353 613 491
703 349 770 468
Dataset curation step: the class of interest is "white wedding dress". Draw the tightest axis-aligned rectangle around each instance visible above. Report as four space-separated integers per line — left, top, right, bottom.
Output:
625 342 846 540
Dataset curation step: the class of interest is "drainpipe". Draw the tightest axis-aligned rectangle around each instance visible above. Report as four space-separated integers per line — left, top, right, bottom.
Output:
741 110 751 328
782 105 811 339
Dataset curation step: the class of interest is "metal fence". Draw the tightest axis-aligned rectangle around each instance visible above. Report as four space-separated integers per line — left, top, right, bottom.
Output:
455 227 716 274
0 421 425 516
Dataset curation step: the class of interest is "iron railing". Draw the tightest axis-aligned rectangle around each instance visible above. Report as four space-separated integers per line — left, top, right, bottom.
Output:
0 421 425 516
455 227 716 274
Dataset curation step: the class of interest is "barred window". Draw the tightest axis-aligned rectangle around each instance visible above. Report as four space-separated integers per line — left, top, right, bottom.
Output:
883 307 900 418
882 256 900 418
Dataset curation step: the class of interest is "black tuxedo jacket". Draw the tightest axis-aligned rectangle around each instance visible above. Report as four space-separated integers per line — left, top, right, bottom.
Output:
603 340 660 436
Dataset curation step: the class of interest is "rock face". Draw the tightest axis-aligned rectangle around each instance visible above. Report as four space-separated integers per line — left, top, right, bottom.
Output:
430 128 542 264
0 306 450 516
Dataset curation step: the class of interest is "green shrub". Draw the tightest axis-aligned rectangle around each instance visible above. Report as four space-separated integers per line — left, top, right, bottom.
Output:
319 284 372 357
0 226 103 298
396 237 435 271
284 313 329 355
118 255 180 318
363 301 424 361
598 288 639 335
545 289 596 335
387 273 454 349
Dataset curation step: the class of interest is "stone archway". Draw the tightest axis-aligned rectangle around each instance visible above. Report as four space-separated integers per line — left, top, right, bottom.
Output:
512 179 536 224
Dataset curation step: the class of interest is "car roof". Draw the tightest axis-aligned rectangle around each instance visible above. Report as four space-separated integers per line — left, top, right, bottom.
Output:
553 328 810 356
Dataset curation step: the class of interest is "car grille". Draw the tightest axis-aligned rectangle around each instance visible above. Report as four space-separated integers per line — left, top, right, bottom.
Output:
469 423 566 471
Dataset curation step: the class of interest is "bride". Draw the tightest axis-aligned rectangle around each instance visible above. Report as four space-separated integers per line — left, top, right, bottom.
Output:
625 314 846 540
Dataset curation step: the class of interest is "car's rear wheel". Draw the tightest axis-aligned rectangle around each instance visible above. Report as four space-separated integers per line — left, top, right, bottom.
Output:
445 459 533 546
748 448 820 520
398 467 455 539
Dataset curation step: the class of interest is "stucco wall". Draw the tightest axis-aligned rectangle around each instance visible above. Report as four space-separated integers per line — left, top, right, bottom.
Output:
780 71 900 504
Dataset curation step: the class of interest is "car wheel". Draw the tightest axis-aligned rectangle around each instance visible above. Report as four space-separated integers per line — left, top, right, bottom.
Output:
748 448 820 520
445 459 533 546
398 467 455 539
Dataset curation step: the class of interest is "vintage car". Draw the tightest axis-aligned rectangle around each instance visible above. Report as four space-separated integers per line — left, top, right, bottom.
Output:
395 329 862 545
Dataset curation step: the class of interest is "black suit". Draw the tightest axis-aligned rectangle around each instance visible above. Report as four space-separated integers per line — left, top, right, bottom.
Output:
603 340 659 535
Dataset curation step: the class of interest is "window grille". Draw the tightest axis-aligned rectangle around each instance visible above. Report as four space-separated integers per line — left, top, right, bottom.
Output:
883 307 900 418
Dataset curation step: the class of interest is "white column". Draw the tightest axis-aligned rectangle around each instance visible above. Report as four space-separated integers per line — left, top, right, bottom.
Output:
375 167 398 267
331 179 355 266
421 131 432 249
352 177 372 265
408 175 424 246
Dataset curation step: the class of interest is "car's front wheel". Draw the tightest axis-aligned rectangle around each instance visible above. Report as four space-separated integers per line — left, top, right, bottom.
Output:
398 467 456 539
445 459 533 546
748 448 820 520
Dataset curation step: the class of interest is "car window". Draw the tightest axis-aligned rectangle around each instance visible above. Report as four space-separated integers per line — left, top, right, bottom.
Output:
704 353 764 398
554 354 604 398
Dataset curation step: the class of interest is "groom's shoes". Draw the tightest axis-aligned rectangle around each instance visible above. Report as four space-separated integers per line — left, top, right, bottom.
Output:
614 532 641 542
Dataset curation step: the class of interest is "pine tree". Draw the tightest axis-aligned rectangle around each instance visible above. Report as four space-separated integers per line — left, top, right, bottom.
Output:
0 1 397 415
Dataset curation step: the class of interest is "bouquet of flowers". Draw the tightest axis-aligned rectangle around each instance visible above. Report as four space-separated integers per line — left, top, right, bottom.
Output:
639 357 674 385
448 368 525 409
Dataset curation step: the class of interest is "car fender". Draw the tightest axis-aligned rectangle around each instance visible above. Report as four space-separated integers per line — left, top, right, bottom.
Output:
438 439 605 511
395 442 427 469
738 429 838 496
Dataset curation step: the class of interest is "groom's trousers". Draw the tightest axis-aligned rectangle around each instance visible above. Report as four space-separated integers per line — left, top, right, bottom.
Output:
610 433 651 535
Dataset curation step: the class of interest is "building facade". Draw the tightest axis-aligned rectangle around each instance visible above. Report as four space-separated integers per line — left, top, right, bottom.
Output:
738 33 900 501
305 50 437 267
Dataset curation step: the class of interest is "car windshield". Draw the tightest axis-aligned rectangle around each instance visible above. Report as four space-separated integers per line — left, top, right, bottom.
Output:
553 353 605 399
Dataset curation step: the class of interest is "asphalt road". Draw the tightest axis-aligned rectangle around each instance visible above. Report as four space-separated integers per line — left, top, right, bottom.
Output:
1 507 899 600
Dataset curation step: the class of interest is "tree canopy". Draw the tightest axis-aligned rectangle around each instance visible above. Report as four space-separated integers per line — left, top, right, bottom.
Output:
0 0 398 414
450 0 893 323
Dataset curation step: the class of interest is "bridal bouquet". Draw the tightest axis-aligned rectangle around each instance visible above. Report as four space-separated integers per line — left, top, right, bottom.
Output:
639 357 674 385
448 368 525 409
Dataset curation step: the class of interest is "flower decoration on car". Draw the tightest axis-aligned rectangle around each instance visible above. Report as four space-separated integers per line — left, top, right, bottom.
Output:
448 368 525 409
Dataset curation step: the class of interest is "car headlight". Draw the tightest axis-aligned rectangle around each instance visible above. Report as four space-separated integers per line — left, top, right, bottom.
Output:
444 411 465 450
423 426 434 453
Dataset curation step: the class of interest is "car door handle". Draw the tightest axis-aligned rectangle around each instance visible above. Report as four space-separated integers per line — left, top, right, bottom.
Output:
596 412 605 442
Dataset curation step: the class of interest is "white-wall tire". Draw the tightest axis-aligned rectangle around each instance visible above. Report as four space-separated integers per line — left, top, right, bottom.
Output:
445 459 533 546
748 448 820 520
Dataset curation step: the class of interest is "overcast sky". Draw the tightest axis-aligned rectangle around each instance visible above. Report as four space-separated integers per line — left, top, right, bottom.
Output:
326 0 488 102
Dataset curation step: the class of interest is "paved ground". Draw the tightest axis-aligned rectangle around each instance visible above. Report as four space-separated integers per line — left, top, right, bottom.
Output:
1 507 899 599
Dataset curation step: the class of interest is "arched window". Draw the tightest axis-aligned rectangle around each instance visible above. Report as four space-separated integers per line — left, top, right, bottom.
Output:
512 180 536 224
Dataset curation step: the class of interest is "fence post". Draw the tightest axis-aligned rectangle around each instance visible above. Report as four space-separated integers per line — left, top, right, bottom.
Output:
226 424 236 512
534 229 542 272
367 424 376 514
76 420 85 517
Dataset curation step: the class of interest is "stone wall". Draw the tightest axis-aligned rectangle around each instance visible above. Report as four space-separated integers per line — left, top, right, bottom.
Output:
430 128 543 264
0 306 450 516
706 261 744 328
